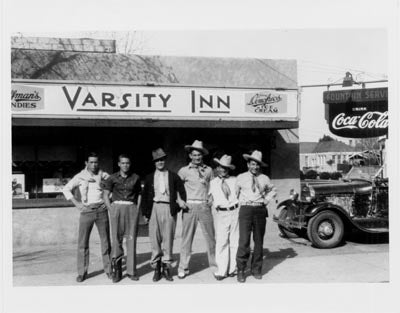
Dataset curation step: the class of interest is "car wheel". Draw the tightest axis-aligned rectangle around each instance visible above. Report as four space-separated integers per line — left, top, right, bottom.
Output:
307 211 344 249
277 207 298 238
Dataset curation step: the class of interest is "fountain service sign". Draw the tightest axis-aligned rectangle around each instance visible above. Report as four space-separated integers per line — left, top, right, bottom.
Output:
323 87 388 138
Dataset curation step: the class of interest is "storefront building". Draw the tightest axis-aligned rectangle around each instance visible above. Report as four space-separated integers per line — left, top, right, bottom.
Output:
12 37 300 215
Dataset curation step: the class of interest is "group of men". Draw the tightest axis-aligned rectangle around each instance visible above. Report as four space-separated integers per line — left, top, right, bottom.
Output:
63 140 277 284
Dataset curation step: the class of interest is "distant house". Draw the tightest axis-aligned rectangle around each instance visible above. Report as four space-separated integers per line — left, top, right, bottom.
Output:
300 140 359 173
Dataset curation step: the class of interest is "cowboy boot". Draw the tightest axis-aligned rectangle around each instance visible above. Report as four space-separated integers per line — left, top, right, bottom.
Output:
237 269 246 283
152 260 162 282
162 263 173 281
111 258 122 283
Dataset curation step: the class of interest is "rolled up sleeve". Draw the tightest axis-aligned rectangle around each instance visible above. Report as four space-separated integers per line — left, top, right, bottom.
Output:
62 177 79 200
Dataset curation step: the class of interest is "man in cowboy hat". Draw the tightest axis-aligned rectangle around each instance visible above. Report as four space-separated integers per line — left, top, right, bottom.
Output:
208 154 239 281
177 140 217 279
141 148 186 282
103 154 142 283
235 150 277 283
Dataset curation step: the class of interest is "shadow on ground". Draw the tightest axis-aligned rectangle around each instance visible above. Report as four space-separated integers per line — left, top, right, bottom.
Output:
261 247 297 276
346 231 389 245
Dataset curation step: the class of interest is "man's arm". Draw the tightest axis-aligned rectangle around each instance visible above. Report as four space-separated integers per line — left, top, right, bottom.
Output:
176 169 187 209
263 178 277 205
103 189 112 210
62 176 85 211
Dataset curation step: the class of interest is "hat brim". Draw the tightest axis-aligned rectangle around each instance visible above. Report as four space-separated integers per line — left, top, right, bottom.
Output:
213 158 235 170
243 154 268 167
184 145 209 156
153 154 167 162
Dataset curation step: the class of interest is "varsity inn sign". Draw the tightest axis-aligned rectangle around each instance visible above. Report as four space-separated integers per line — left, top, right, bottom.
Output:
11 82 299 121
323 87 388 138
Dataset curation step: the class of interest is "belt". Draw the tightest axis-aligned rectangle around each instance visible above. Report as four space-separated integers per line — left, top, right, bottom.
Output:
187 200 207 204
218 204 238 211
240 202 264 206
154 201 170 204
114 200 134 205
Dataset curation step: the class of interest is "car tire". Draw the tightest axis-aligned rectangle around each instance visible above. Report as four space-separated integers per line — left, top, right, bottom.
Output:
277 207 298 238
307 210 344 249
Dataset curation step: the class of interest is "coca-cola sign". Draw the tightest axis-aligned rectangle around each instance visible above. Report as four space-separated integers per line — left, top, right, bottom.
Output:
324 88 388 138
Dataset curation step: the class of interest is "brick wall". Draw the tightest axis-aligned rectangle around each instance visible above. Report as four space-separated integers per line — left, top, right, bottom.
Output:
11 36 116 53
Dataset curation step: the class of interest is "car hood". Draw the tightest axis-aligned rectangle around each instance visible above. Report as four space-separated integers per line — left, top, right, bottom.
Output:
304 179 372 195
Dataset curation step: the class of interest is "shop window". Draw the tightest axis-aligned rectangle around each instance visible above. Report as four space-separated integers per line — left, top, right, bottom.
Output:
12 145 79 200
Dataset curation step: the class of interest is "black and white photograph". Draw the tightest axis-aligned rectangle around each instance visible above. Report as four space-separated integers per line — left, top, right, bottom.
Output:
2 1 399 313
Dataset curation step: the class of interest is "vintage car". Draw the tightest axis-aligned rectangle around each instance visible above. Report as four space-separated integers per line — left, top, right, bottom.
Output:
273 166 388 248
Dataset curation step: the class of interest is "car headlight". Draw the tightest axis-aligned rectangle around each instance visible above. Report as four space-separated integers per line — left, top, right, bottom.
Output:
289 189 299 201
302 184 315 202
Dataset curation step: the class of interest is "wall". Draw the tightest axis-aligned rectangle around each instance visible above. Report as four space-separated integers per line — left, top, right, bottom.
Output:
270 129 300 202
13 207 86 248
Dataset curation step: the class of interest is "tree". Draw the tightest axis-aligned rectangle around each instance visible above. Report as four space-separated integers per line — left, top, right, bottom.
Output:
355 138 380 151
326 159 334 166
319 135 335 142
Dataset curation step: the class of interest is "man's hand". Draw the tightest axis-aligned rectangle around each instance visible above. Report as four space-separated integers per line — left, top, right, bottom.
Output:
177 199 187 209
263 198 270 206
76 202 86 212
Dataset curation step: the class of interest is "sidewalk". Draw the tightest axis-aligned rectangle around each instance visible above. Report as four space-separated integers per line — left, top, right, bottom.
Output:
13 217 390 286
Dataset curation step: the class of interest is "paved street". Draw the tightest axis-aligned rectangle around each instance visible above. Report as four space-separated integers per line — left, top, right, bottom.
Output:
13 214 389 286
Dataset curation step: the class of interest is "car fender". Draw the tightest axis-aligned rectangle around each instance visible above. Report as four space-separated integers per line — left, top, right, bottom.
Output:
305 202 369 232
277 199 296 209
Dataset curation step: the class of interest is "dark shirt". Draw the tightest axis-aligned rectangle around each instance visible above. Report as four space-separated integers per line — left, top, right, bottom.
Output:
103 171 141 203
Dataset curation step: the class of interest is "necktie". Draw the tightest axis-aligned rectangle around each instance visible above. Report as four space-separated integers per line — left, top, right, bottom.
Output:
251 174 261 193
197 167 204 179
220 177 231 200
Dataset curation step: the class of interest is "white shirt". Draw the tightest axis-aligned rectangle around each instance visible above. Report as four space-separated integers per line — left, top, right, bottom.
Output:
236 171 277 204
153 169 169 202
209 176 238 209
63 168 109 205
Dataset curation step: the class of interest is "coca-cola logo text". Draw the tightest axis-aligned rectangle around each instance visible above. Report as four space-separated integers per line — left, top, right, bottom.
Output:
332 111 388 130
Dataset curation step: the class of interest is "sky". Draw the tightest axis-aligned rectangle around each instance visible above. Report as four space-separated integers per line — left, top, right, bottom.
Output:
16 29 388 143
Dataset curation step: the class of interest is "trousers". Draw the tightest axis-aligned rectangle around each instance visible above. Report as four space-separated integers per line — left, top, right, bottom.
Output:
77 205 111 276
236 205 267 274
214 208 239 276
109 203 139 276
178 203 216 273
149 202 177 268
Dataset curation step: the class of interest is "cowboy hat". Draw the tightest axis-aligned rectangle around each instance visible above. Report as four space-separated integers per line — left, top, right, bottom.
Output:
243 150 267 167
213 154 235 170
184 140 209 155
152 148 167 161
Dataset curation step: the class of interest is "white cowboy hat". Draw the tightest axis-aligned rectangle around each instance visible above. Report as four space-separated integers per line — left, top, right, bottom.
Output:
184 140 209 155
213 154 235 170
152 148 167 161
243 150 267 167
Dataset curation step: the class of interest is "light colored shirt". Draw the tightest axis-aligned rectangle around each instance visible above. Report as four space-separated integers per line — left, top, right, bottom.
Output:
153 169 170 202
209 176 238 209
178 163 213 201
236 171 277 204
63 168 109 205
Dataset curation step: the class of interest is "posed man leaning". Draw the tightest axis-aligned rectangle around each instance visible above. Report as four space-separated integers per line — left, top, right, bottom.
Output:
208 155 239 281
103 154 142 283
177 140 217 279
141 148 186 282
235 150 277 283
63 152 111 283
